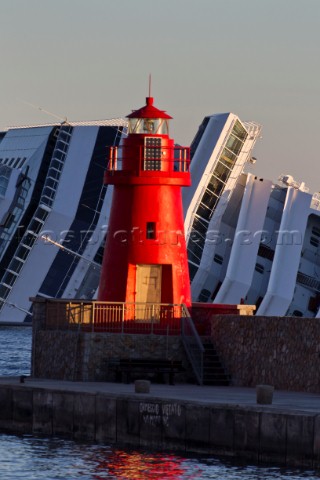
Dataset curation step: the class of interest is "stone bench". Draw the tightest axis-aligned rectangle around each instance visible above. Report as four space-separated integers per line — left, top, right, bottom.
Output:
105 358 185 385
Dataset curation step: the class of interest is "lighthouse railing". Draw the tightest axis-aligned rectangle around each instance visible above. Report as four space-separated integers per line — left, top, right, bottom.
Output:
37 298 188 335
93 301 182 335
106 145 190 174
181 306 204 385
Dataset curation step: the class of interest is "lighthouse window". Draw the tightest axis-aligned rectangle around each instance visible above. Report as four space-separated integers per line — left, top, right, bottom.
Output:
129 118 169 135
146 222 156 239
144 137 162 171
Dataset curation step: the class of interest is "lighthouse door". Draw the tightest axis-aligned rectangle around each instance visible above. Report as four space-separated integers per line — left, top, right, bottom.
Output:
136 264 162 305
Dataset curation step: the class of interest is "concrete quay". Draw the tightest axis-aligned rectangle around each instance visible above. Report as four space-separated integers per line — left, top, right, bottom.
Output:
1 377 320 468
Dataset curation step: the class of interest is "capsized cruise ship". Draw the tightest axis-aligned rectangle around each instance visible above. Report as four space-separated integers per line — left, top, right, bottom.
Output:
0 112 319 323
183 114 320 318
0 119 126 323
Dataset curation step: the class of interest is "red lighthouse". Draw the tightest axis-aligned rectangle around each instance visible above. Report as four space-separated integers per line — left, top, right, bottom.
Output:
98 95 191 308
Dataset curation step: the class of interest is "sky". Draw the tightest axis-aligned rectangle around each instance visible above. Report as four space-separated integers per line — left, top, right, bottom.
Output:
0 0 319 192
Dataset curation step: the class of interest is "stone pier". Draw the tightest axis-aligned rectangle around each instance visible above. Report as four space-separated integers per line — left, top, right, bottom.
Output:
1 378 320 468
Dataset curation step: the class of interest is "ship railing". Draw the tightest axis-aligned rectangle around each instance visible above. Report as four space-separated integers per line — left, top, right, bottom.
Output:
311 192 320 211
296 271 320 293
39 299 185 335
181 305 204 385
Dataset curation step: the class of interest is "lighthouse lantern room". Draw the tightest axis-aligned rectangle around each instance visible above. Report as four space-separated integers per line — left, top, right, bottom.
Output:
98 95 192 309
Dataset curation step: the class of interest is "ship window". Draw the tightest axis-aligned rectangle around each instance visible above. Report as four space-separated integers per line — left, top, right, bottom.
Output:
29 219 44 234
191 216 208 238
211 281 222 299
188 261 198 281
3 271 17 287
214 254 223 265
310 236 319 247
203 187 220 208
94 244 105 264
0 165 12 197
226 134 243 155
189 228 205 246
207 176 225 197
54 150 65 161
188 241 204 262
10 257 24 274
198 288 211 302
59 130 72 142
255 263 264 274
51 158 64 170
256 296 264 309
232 120 248 141
188 250 200 267
0 285 10 298
146 222 156 239
46 178 59 190
1 212 15 229
196 203 212 223
219 148 237 169
17 157 27 168
16 245 30 260
312 226 320 238
35 208 49 222
43 187 55 199
258 244 275 261
48 169 60 180
56 140 68 153
12 158 20 168
22 231 37 248
212 161 231 183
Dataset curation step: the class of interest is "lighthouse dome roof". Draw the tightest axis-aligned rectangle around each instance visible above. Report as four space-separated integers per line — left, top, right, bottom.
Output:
126 97 172 120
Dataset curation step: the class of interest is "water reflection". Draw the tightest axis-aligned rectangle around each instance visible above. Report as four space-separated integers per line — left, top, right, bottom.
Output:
0 434 319 480
87 449 194 479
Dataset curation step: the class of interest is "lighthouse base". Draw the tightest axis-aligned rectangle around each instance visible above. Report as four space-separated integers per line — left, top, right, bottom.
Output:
31 298 193 383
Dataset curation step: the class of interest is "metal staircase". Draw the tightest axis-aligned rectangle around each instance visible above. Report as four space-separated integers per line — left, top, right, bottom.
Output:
181 306 231 386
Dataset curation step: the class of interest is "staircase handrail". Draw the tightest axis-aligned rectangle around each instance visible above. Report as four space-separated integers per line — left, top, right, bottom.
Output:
181 304 204 385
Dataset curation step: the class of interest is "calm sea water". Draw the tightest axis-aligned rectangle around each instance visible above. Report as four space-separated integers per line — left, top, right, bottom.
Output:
0 326 320 480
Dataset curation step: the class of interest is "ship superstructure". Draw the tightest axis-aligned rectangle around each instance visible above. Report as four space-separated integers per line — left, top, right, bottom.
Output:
183 113 262 299
183 113 320 317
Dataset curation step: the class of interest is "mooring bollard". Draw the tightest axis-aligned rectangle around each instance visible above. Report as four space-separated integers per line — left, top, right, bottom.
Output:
135 379 150 394
256 384 274 404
